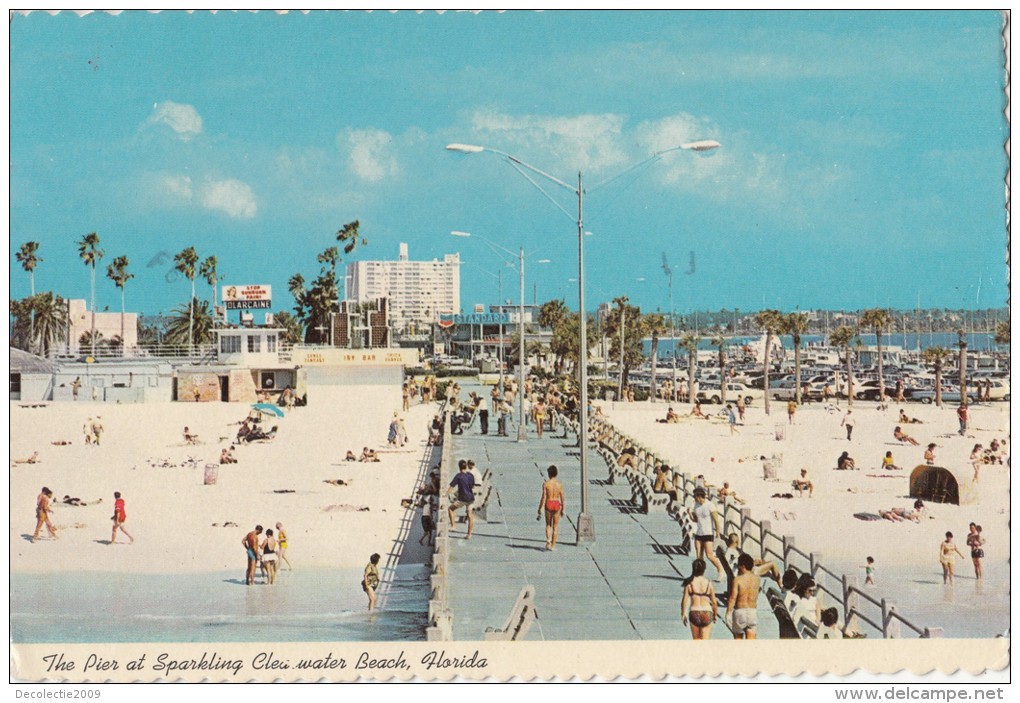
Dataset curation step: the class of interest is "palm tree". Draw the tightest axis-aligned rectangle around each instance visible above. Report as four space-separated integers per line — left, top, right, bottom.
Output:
784 312 810 405
711 334 727 403
539 299 570 375
754 309 784 415
860 308 893 403
272 310 303 345
105 255 133 355
199 256 220 324
77 232 104 357
645 312 667 403
921 346 952 407
16 241 42 353
174 247 199 350
994 320 1009 346
612 296 630 397
829 325 856 407
164 299 214 347
679 332 700 404
956 330 968 406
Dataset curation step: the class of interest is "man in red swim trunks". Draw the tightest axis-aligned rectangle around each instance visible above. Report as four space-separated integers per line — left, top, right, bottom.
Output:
110 491 134 544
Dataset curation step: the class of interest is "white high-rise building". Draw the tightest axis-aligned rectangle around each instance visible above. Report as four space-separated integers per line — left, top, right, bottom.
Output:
345 243 461 333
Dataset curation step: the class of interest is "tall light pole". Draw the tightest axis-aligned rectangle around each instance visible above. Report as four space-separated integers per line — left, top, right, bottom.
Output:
446 139 720 543
452 231 550 442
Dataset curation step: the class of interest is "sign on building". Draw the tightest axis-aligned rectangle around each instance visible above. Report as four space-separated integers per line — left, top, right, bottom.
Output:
439 312 512 326
222 285 272 310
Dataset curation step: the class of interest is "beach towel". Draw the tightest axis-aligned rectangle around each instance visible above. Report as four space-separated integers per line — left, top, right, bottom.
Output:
853 512 882 521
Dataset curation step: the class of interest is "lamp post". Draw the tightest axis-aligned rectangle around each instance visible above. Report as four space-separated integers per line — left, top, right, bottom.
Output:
452 231 550 442
446 139 720 543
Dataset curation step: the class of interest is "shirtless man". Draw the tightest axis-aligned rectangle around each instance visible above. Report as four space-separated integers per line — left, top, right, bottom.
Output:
242 525 263 585
726 553 761 639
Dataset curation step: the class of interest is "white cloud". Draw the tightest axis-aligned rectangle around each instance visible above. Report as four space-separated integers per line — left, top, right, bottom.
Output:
340 128 400 182
200 178 257 219
147 101 203 140
161 174 193 201
469 108 629 174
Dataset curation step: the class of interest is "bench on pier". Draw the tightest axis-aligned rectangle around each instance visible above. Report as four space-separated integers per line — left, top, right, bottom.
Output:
483 585 537 641
471 470 495 521
629 471 669 513
763 583 802 639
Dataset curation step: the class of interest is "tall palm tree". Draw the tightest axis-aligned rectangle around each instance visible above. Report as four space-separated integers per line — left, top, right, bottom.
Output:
754 309 784 415
679 332 700 404
860 308 893 402
921 346 951 408
77 232 104 357
199 256 220 325
174 247 199 350
784 312 810 404
16 241 42 353
645 313 667 403
829 325 856 407
336 220 365 299
711 334 727 403
956 330 968 406
105 255 133 355
612 296 629 398
539 299 570 375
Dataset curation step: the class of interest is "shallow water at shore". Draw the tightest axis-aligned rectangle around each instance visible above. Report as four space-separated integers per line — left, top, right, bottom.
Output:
11 565 430 643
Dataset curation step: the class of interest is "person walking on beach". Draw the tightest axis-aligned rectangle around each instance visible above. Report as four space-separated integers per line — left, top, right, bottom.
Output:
970 444 983 482
688 488 725 582
32 487 57 543
363 553 381 611
275 522 292 571
939 531 964 585
83 418 94 446
537 465 565 551
736 395 746 422
681 558 718 640
242 525 263 586
388 412 400 446
924 443 936 465
71 376 81 400
533 397 546 439
726 553 760 640
110 491 134 544
957 403 968 436
260 528 278 585
787 400 796 424
91 416 104 446
727 404 739 435
841 409 854 441
477 393 489 435
447 460 476 539
966 523 985 580
862 556 876 585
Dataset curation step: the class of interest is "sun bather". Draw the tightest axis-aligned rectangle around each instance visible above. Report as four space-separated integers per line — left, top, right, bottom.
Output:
893 426 919 446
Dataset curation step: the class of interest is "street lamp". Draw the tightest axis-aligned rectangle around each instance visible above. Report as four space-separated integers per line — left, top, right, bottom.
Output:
446 138 720 544
451 230 550 442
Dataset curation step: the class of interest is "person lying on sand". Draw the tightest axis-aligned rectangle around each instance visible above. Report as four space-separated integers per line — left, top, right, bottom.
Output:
324 479 349 486
62 495 101 506
898 410 922 424
247 425 278 442
13 451 40 464
878 506 921 523
893 426 920 446
50 440 72 446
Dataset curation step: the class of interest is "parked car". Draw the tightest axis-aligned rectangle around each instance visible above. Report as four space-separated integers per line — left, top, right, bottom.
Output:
911 387 980 405
769 378 824 401
698 382 763 405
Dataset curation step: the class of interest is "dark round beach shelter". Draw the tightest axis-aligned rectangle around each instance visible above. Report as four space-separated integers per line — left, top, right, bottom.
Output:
909 465 973 505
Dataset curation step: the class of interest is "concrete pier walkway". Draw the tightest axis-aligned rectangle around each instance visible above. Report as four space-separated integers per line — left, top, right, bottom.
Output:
444 407 776 641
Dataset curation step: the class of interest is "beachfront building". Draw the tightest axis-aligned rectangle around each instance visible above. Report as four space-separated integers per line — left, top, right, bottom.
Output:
66 299 138 355
345 243 460 335
9 348 57 401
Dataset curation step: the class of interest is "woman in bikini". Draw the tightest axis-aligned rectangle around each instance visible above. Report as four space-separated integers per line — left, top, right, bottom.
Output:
32 487 57 543
363 553 381 611
537 465 565 551
939 531 964 585
275 522 292 571
533 398 547 439
681 558 718 640
261 528 278 585
110 491 134 544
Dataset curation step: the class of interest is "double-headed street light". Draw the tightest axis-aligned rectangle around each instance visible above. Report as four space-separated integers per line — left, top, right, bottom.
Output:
451 230 549 442
446 139 720 543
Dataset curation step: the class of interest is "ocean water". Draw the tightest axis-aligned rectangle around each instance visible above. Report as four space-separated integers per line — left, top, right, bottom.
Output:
10 565 430 644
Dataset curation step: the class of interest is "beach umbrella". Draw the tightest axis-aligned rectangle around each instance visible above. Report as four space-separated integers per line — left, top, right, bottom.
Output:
251 403 285 418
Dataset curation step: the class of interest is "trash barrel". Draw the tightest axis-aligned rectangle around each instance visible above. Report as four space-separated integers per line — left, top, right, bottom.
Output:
204 463 219 485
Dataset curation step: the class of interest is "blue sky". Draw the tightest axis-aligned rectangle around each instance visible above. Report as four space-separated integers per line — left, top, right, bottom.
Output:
9 10 1009 322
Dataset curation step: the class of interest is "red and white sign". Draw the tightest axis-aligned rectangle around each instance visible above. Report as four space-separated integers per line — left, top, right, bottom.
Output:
222 285 272 310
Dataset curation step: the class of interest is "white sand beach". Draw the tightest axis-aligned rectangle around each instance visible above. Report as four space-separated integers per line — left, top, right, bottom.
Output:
9 389 439 576
600 398 1010 592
